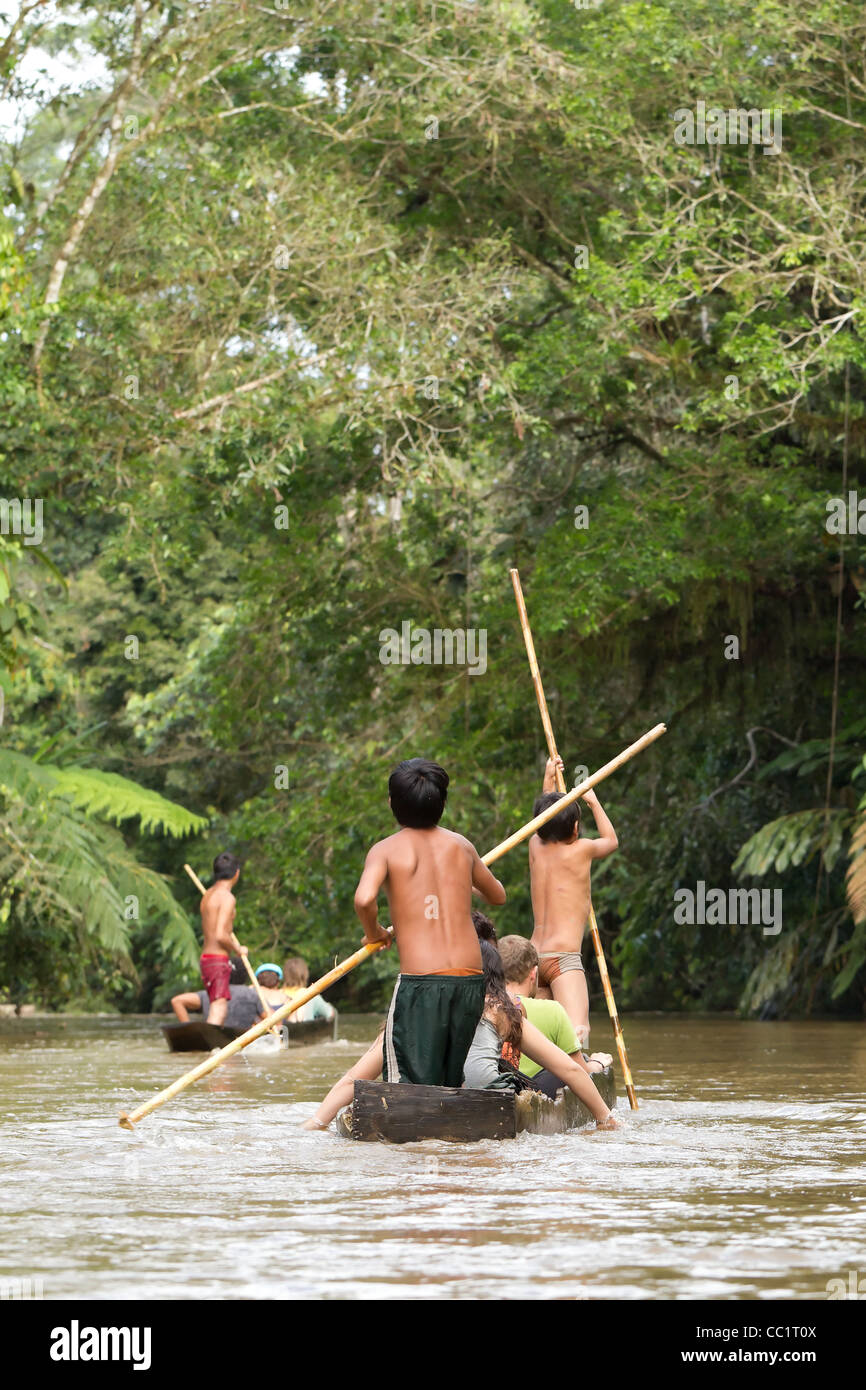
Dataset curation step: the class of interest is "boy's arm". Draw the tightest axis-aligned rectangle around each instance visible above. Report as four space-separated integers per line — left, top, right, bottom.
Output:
542 756 565 793
470 847 506 906
580 789 618 859
353 844 393 947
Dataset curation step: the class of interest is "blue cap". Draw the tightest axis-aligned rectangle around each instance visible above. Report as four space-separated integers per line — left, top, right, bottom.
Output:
255 962 283 982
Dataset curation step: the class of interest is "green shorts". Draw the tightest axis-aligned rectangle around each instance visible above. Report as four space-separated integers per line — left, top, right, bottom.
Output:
383 973 485 1087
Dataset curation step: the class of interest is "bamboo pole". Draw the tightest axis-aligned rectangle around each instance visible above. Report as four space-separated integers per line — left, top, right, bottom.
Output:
183 863 278 1033
509 568 640 1109
119 942 384 1129
481 723 665 866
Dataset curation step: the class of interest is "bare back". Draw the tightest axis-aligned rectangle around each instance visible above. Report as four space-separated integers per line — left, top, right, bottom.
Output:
529 835 594 954
200 883 236 956
371 827 485 974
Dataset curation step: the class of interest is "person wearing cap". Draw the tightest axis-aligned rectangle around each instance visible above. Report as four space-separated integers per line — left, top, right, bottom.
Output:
254 962 290 1015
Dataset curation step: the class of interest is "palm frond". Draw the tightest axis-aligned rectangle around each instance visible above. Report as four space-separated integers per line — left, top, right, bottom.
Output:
732 808 850 878
0 751 200 970
0 750 208 837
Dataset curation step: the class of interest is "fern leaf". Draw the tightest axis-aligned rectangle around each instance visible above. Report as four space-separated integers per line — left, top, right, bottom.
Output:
0 751 200 970
0 750 208 837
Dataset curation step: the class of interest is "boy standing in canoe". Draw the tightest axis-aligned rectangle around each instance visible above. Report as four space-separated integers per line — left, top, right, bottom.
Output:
354 757 506 1086
198 851 247 1025
529 757 619 1046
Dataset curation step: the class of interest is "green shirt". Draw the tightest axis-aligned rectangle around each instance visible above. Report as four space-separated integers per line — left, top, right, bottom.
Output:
518 996 578 1077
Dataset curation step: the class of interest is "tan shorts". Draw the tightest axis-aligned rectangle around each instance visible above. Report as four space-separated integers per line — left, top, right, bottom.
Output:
537 950 584 989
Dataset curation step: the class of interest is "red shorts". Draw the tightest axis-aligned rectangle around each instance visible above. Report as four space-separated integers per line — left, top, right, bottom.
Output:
200 953 232 1002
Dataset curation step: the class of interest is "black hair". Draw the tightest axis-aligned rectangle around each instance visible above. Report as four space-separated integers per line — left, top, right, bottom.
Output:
480 940 523 1051
532 791 580 844
471 910 497 944
229 957 247 985
388 758 449 828
213 851 241 881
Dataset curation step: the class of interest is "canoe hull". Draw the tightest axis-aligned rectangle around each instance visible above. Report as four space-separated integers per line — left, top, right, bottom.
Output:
337 1067 616 1142
161 1016 337 1052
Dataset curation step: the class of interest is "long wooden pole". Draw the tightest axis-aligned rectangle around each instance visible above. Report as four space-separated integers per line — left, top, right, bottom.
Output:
509 567 640 1109
119 942 384 1129
481 723 665 866
183 863 277 1032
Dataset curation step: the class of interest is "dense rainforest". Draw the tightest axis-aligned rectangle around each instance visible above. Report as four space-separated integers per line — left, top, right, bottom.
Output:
1 0 865 1018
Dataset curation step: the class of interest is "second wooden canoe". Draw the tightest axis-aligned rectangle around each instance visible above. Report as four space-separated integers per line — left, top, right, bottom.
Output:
161 1016 337 1052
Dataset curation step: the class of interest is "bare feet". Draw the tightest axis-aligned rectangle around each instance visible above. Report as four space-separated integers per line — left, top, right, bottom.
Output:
595 1110 620 1130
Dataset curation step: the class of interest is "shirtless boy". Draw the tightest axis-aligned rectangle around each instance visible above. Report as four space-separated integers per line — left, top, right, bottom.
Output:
353 757 506 1086
199 851 247 1025
529 757 618 1046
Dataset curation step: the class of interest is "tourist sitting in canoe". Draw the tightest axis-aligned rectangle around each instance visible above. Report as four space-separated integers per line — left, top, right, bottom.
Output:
529 756 619 1046
199 850 246 1025
498 934 612 1099
255 962 290 1014
170 957 262 1032
281 957 337 1023
463 942 618 1128
353 756 506 1086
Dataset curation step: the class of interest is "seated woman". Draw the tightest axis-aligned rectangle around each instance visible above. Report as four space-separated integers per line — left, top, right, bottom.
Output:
282 956 336 1023
463 942 618 1129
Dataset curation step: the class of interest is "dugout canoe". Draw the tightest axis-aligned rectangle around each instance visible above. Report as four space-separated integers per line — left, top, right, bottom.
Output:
161 1016 337 1053
336 1066 616 1143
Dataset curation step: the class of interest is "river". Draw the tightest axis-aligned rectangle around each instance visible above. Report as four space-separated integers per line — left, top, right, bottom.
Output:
1 1014 864 1300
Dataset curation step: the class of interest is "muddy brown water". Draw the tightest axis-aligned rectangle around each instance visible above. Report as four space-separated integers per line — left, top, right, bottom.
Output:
0 1014 864 1300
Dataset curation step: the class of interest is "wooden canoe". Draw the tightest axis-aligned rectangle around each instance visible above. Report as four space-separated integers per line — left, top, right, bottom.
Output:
336 1066 616 1142
161 1016 337 1053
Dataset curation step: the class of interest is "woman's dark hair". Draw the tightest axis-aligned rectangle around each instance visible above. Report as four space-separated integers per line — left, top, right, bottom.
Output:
532 791 580 844
229 957 247 985
471 910 497 944
388 758 449 828
213 851 242 881
480 940 523 1052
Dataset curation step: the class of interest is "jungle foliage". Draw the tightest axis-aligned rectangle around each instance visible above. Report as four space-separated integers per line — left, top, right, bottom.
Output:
1 1 864 1015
